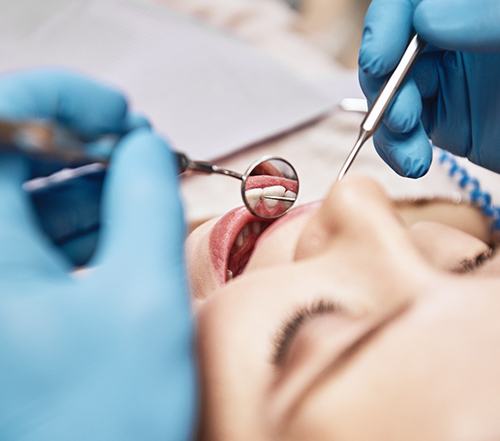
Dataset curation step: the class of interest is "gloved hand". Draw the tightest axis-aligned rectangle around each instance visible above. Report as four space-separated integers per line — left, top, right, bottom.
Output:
0 74 196 440
358 0 500 177
0 69 149 265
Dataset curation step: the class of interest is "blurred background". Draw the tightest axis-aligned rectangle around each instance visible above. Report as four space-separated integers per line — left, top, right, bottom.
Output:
283 0 370 68
10 0 461 230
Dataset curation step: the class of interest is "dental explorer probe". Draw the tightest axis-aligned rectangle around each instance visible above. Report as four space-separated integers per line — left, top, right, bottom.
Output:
337 35 426 181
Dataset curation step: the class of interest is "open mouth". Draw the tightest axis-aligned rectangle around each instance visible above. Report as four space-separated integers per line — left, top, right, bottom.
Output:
209 176 299 283
209 204 318 287
209 206 274 283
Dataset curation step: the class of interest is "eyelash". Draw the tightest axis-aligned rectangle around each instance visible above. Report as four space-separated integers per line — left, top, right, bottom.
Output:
454 247 496 274
271 300 340 366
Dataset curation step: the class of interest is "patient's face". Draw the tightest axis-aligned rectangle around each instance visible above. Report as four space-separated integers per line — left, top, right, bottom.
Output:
186 177 500 441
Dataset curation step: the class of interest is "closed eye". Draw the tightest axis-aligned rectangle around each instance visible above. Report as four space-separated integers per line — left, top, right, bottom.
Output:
271 300 340 366
453 247 496 274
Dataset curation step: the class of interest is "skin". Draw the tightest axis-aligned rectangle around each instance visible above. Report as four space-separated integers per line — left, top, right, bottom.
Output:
186 176 500 441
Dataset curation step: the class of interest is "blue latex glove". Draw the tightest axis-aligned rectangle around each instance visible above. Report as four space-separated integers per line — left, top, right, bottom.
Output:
358 0 500 177
0 69 150 265
0 73 196 440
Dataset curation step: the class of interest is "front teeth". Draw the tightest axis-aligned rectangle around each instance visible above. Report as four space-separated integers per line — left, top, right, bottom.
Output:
245 188 263 210
262 185 286 208
245 185 297 210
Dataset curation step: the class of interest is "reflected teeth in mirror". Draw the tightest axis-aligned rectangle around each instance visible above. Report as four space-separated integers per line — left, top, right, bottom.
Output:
263 185 286 196
263 185 286 208
245 185 296 211
245 188 263 209
264 197 278 208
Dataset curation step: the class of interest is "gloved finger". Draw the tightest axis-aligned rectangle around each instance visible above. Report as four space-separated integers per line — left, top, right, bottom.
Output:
85 112 152 160
421 98 436 136
30 171 104 267
418 51 473 159
93 128 185 274
415 0 500 51
124 112 151 132
411 53 441 135
358 0 415 77
411 52 440 99
0 69 132 140
359 68 422 134
0 154 69 276
373 122 433 178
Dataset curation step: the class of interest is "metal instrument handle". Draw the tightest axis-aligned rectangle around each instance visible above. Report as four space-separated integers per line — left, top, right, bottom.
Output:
362 35 426 136
337 35 425 181
0 119 103 164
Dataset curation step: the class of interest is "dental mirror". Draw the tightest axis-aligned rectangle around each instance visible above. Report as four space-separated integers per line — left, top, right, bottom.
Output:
4 120 300 220
241 157 299 219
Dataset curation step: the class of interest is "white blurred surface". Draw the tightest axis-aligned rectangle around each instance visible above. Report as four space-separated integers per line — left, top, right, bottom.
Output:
0 0 336 159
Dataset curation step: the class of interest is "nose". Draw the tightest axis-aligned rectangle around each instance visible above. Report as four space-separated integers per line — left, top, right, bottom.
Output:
294 176 403 261
293 176 433 313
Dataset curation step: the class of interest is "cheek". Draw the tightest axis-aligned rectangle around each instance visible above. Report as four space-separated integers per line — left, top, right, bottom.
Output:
185 219 221 300
409 221 490 271
279 293 500 441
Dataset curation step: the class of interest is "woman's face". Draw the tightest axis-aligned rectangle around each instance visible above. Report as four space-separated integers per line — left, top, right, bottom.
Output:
186 176 500 441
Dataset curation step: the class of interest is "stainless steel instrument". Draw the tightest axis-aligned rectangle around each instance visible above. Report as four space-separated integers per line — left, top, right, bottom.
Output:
337 35 426 181
0 119 299 219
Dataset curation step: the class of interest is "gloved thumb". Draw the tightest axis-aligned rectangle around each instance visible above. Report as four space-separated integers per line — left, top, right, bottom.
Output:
415 0 500 51
93 128 185 274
